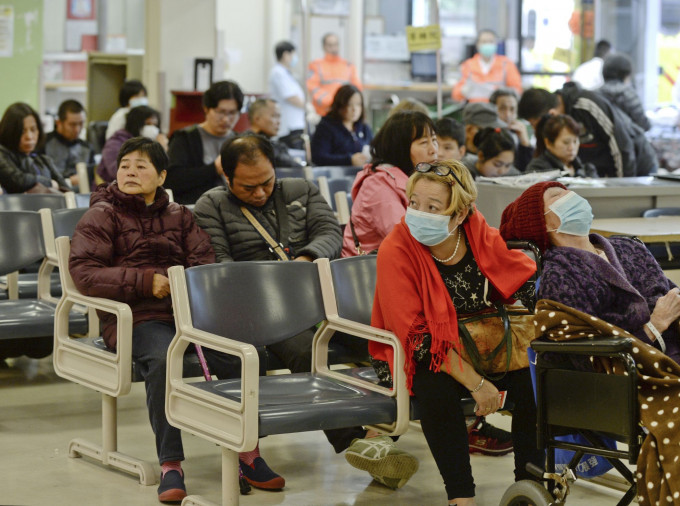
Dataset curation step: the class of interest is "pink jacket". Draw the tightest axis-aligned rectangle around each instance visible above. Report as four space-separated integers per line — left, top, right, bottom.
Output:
341 164 409 257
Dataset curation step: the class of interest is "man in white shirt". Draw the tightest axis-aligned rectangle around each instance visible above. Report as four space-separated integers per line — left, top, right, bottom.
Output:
269 41 306 150
571 39 611 90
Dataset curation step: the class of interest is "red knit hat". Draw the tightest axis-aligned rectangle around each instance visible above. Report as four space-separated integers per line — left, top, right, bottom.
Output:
499 181 567 253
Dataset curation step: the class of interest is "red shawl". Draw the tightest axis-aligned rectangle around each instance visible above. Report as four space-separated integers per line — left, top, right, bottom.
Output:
370 208 536 392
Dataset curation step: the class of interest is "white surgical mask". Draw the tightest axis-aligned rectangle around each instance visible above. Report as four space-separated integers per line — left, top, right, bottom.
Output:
129 96 149 108
140 125 160 139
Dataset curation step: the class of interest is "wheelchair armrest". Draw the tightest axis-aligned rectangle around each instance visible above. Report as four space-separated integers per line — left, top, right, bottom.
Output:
531 336 633 355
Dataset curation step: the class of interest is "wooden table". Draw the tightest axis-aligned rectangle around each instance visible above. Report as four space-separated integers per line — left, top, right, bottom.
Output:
590 216 680 242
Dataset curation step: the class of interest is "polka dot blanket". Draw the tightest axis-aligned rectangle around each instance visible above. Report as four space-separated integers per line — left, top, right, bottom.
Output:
534 299 680 505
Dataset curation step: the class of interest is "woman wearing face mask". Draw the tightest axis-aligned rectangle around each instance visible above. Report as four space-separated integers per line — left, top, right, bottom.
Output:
105 79 149 140
452 29 522 104
500 182 680 363
341 110 437 257
98 105 167 182
0 102 69 193
310 84 373 166
473 127 520 178
526 115 598 177
369 160 543 505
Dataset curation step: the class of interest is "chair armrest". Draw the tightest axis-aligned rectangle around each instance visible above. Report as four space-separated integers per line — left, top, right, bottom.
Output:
53 287 134 397
53 236 133 396
531 337 634 355
165 264 261 452
313 316 410 436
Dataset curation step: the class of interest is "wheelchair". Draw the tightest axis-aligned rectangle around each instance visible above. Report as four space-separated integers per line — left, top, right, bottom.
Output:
499 336 642 506
498 239 643 506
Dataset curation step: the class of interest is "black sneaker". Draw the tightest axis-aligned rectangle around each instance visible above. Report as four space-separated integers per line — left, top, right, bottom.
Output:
157 470 187 503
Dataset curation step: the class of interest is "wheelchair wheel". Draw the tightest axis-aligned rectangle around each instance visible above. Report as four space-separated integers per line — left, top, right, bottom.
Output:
500 480 554 506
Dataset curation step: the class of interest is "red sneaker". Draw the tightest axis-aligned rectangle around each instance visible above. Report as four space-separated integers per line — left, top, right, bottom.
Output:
468 416 514 456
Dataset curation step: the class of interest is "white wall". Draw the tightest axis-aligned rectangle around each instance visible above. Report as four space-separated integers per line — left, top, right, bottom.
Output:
216 0 277 93
144 0 217 128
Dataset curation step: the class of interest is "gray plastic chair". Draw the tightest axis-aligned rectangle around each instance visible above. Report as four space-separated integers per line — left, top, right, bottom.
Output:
641 207 680 268
0 193 72 211
0 211 88 359
0 194 75 298
275 167 306 179
165 260 408 506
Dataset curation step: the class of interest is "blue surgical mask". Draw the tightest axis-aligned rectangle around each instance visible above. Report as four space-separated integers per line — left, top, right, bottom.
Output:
405 207 457 246
478 43 497 58
129 96 149 108
545 191 593 236
290 53 299 67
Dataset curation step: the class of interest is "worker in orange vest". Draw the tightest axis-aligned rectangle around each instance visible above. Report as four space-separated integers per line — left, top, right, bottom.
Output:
452 29 522 104
307 33 362 116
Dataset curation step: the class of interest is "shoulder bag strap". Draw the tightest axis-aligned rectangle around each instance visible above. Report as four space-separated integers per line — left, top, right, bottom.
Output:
349 213 365 255
240 206 290 261
272 181 290 250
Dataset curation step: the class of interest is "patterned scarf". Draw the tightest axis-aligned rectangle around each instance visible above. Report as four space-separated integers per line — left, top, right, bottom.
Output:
534 299 680 505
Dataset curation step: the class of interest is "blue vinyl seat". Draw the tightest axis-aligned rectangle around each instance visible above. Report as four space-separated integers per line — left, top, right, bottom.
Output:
0 193 75 299
165 259 409 505
0 211 88 360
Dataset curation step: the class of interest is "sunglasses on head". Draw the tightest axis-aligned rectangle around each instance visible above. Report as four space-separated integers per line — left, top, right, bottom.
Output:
415 162 463 187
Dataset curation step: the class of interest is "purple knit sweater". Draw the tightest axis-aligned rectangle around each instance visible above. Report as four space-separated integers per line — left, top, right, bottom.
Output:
539 234 680 363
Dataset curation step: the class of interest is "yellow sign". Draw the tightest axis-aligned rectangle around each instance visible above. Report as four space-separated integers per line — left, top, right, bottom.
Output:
552 47 572 66
406 25 441 52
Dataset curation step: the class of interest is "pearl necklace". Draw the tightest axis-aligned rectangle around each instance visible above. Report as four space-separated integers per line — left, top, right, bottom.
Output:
431 229 461 263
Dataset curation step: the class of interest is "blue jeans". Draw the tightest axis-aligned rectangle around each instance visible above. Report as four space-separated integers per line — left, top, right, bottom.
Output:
132 320 240 464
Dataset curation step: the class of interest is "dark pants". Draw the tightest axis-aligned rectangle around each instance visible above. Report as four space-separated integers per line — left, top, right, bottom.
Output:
269 327 368 453
132 321 242 464
411 363 544 499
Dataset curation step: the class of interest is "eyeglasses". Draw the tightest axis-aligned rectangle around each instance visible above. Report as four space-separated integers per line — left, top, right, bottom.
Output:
415 162 463 187
211 108 240 119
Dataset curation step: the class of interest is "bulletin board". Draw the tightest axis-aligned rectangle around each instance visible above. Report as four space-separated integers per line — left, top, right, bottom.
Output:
0 1 43 114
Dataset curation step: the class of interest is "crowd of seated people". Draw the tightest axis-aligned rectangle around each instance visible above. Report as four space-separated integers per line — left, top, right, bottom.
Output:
4 28 674 506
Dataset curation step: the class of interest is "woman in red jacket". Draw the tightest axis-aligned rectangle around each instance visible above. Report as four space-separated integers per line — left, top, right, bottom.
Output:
370 160 543 505
69 137 284 502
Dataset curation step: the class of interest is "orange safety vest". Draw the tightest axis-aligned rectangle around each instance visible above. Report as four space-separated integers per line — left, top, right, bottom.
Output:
307 55 362 115
452 54 522 103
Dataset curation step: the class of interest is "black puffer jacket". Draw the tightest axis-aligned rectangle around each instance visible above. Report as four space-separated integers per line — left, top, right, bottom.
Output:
69 183 215 348
0 144 68 192
165 125 230 205
525 149 598 178
194 178 342 262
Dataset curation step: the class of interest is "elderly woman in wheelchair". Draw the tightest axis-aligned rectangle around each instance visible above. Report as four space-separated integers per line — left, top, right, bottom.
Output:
500 181 680 505
370 160 545 506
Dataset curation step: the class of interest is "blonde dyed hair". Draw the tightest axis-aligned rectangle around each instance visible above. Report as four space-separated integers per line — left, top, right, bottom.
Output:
405 159 477 217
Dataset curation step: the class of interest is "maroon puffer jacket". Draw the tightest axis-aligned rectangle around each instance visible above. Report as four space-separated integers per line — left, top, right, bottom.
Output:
69 183 215 348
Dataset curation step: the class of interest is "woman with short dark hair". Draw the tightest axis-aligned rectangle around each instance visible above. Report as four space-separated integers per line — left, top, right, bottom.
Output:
311 84 373 166
98 105 166 182
526 114 598 177
341 110 437 257
70 137 285 502
0 102 68 193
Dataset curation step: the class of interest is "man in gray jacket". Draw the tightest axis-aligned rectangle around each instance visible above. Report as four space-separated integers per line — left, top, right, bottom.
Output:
195 133 341 264
194 132 342 374
195 133 415 489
